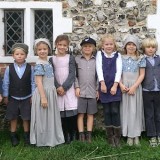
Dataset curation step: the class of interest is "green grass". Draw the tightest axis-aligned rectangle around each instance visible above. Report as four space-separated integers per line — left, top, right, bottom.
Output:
0 129 160 160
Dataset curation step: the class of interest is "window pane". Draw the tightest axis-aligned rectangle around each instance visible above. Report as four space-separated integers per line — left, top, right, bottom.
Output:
4 10 24 55
35 10 53 53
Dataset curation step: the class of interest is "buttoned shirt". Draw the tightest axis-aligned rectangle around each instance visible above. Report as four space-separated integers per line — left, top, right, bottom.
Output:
75 54 98 98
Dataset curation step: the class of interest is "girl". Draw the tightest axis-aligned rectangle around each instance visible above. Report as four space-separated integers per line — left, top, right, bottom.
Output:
49 35 77 144
120 34 146 146
142 38 160 147
30 38 64 147
96 34 122 147
75 37 98 143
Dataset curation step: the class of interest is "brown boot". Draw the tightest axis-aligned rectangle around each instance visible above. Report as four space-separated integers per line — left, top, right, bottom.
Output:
79 132 85 142
106 127 115 147
113 127 121 147
86 131 92 143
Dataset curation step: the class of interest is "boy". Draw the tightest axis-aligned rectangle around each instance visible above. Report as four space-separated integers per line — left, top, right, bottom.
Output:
75 37 98 143
3 43 35 146
142 38 160 147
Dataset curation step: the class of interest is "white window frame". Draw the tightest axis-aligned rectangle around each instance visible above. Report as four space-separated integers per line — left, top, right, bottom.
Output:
0 1 72 63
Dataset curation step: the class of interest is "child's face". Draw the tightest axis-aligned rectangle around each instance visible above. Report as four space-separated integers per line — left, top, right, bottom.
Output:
102 38 115 54
12 49 27 65
82 43 95 56
56 40 68 55
36 43 49 60
125 42 137 55
144 46 156 57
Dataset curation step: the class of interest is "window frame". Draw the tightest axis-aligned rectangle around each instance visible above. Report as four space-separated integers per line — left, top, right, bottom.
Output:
0 1 72 63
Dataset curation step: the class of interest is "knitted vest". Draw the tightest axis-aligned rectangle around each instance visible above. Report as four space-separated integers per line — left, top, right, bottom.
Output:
9 64 31 97
142 56 160 90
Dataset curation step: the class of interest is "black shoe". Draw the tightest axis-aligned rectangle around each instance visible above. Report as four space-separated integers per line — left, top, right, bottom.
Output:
65 132 71 144
70 131 77 141
10 132 19 147
24 132 30 146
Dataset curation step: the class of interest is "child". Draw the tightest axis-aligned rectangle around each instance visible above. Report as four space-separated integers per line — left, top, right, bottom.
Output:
75 37 98 143
49 35 77 144
142 38 160 147
96 34 122 147
120 34 146 146
3 43 35 146
30 38 64 147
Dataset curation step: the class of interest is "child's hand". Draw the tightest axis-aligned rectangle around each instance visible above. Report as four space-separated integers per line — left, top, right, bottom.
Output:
120 83 129 93
128 86 136 95
75 88 80 97
100 81 107 93
0 94 2 103
3 97 8 105
41 97 48 108
110 86 117 95
96 91 99 100
57 86 65 96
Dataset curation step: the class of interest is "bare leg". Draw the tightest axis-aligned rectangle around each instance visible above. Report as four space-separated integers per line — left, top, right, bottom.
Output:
23 120 30 132
77 113 84 132
87 114 94 131
10 119 17 132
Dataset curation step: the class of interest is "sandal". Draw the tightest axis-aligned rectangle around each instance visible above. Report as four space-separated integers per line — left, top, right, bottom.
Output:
149 137 158 147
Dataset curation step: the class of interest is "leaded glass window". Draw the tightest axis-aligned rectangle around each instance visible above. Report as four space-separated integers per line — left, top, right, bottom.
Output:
35 10 53 51
4 10 24 55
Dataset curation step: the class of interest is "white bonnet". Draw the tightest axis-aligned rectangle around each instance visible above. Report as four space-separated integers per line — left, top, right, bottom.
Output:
34 38 52 51
123 34 140 50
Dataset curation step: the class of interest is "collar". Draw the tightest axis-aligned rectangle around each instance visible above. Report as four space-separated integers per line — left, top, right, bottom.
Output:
102 50 117 56
14 61 26 67
144 54 158 58
122 54 144 60
80 54 95 59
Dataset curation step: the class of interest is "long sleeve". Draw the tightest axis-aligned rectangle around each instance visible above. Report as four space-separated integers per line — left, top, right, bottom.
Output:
0 75 2 94
2 66 10 97
115 53 122 83
49 57 61 89
62 55 76 91
31 66 36 94
96 51 104 82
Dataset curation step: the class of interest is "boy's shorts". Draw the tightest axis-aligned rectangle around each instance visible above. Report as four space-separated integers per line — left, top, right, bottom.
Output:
78 97 97 114
6 97 31 120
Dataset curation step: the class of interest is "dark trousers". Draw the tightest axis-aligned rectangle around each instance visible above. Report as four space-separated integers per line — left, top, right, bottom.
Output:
61 115 77 133
102 101 120 127
143 91 160 137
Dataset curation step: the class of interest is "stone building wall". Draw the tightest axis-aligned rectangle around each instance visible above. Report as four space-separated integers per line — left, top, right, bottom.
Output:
0 0 157 130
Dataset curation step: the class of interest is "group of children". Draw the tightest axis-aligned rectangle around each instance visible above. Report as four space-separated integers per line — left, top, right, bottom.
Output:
1 33 160 148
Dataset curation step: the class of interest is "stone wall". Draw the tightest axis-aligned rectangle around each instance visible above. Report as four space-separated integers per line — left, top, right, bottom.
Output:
0 0 157 130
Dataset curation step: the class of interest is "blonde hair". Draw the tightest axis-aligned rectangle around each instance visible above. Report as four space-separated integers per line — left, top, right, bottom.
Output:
98 34 118 51
141 38 158 52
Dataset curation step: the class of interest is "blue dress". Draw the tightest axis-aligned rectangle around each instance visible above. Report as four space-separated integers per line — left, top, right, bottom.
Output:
120 55 146 137
30 59 64 147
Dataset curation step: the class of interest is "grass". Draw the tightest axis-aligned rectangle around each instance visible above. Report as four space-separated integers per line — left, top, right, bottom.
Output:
0 129 160 160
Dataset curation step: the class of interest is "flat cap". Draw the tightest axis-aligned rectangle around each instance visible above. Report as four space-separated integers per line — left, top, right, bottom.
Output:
12 43 29 54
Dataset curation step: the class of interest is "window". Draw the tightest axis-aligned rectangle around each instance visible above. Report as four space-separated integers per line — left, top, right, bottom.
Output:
35 10 53 49
0 2 72 63
4 10 24 55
